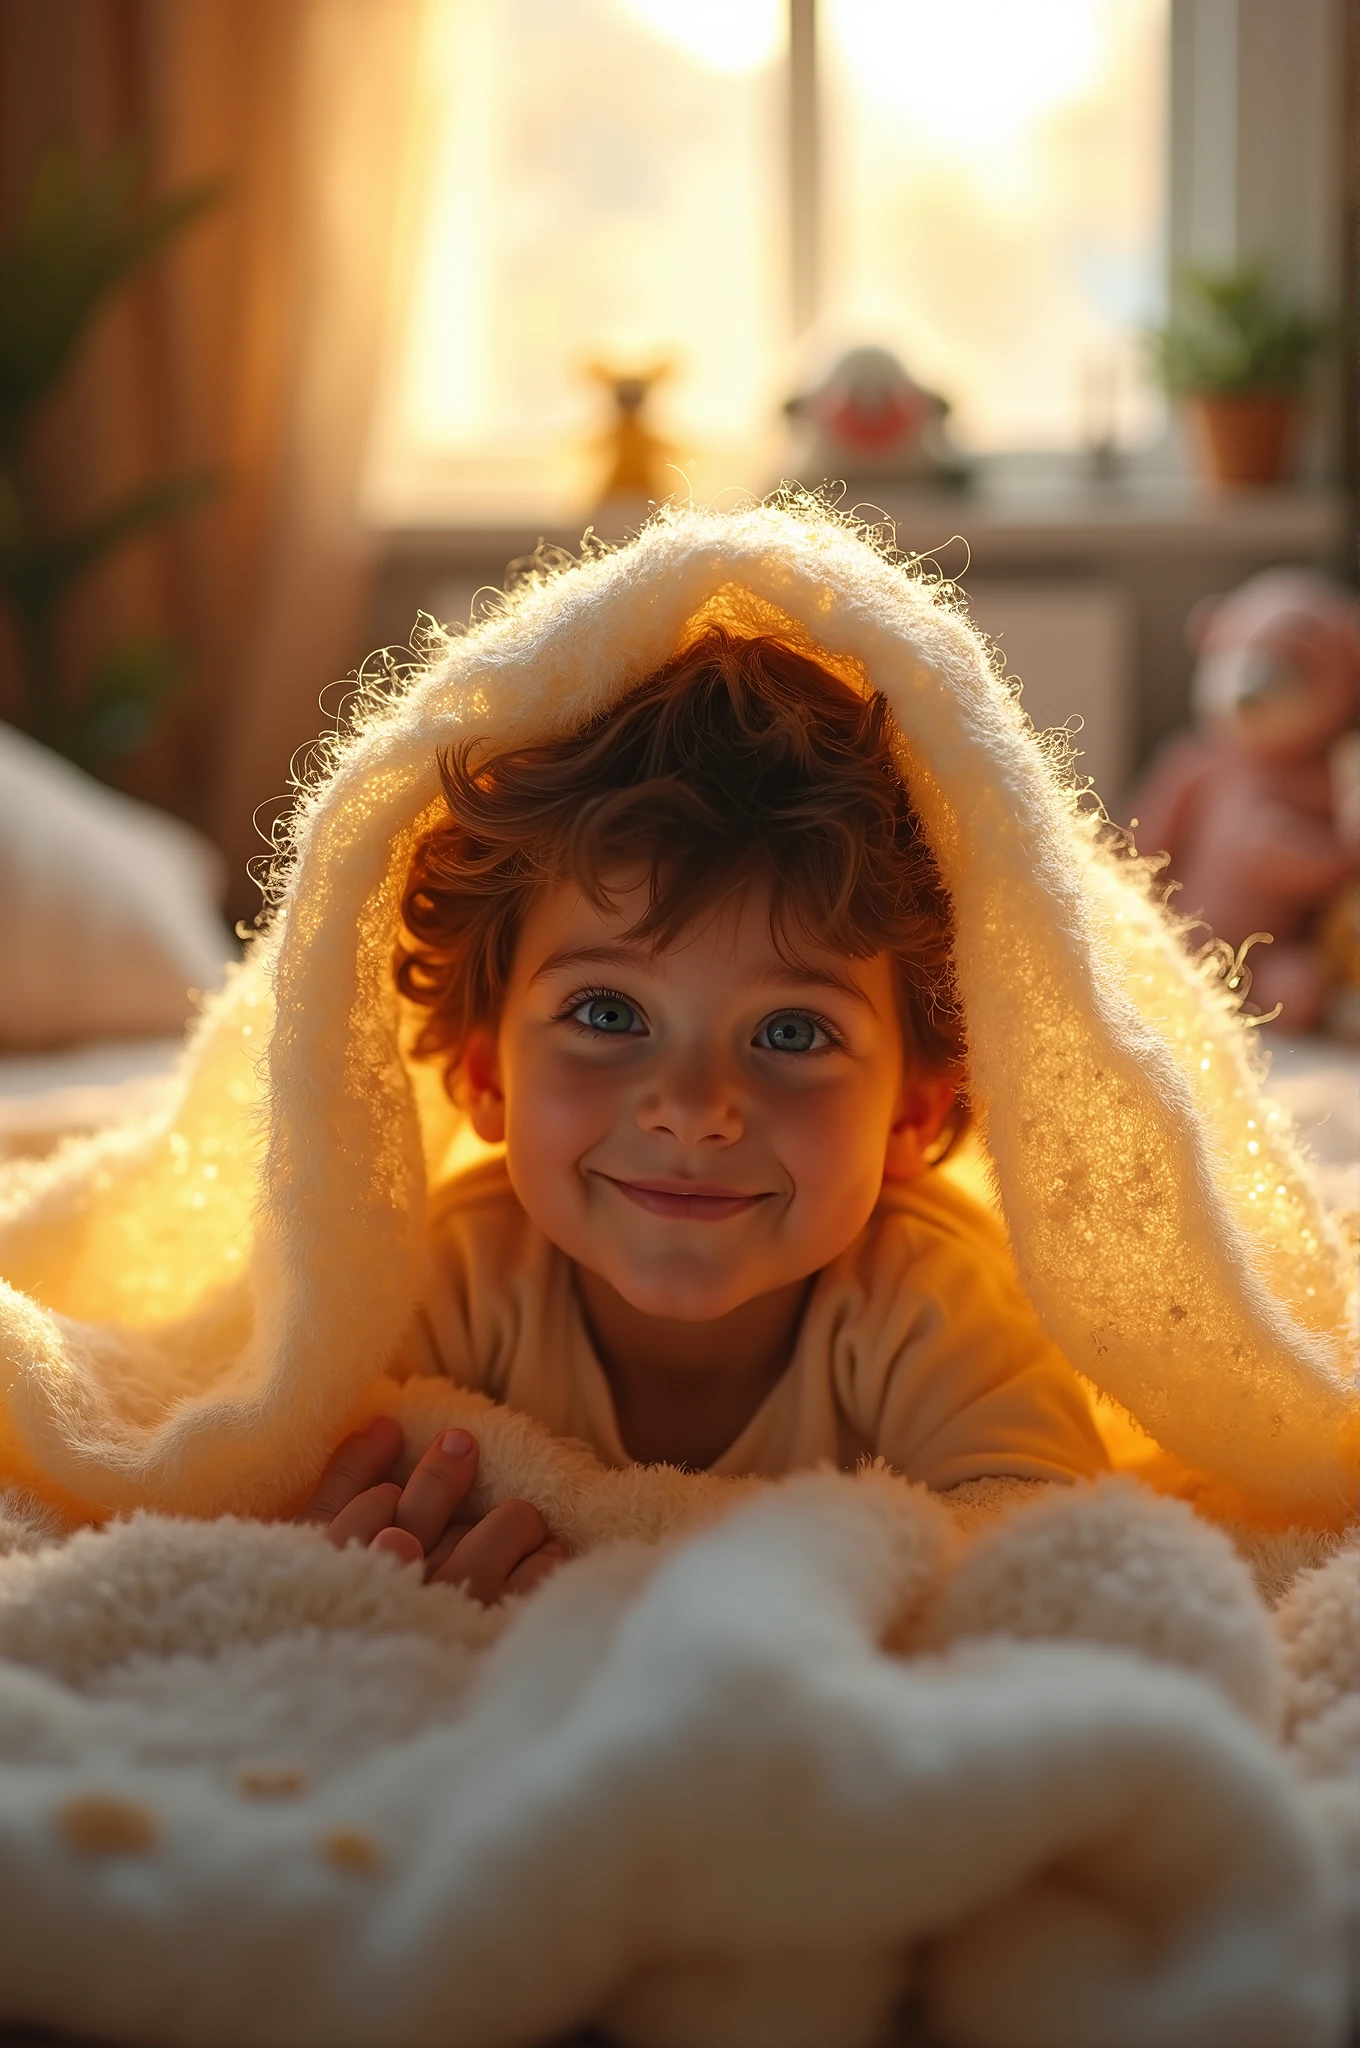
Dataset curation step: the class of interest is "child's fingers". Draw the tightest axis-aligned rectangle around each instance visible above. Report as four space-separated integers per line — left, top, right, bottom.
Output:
391 1429 479 1552
323 1481 403 1551
502 1541 568 1599
300 1416 404 1523
422 1520 478 1581
423 1522 567 1590
427 1499 553 1603
371 1525 424 1568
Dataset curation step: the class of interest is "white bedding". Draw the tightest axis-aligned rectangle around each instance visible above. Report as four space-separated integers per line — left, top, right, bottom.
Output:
0 721 232 1052
0 1037 181 1160
1257 1033 1360 1217
0 1448 1350 2048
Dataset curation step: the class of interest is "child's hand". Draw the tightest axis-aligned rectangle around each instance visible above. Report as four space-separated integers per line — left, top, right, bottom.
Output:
299 1415 567 1602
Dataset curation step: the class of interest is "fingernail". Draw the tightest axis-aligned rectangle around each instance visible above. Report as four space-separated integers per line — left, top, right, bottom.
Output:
362 1415 394 1438
440 1429 474 1460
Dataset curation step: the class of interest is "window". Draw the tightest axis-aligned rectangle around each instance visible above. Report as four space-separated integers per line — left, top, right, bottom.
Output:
367 0 1169 521
821 0 1167 453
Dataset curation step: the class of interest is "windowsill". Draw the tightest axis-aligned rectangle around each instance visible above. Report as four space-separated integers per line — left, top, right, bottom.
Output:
373 474 1350 572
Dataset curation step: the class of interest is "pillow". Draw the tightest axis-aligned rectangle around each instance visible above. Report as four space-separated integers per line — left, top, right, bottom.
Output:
0 720 234 1049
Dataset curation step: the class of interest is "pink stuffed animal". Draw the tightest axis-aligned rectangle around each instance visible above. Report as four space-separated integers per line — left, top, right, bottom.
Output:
1128 569 1360 1031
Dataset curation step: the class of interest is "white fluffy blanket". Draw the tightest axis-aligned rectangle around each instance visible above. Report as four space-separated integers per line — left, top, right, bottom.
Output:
0 1427 1354 2048
0 498 1356 2044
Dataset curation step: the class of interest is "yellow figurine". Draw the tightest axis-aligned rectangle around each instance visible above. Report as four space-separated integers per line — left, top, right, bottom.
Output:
588 361 678 507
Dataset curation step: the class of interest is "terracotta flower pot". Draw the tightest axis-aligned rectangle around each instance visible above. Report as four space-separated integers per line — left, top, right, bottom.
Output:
1190 391 1298 487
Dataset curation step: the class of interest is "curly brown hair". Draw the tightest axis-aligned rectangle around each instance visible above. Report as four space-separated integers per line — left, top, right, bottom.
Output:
398 628 964 1089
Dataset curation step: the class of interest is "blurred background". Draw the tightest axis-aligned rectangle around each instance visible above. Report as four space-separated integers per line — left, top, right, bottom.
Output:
0 0 1355 1185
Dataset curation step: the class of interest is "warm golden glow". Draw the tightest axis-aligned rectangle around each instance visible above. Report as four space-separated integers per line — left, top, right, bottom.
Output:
829 0 1110 152
822 0 1167 450
616 0 783 73
379 0 787 519
373 0 1167 517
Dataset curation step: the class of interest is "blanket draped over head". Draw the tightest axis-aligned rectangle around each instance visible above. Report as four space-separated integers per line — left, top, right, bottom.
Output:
0 495 1354 1529
0 497 1357 2048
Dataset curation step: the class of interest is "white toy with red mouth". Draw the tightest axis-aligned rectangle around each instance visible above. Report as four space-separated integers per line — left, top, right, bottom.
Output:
785 344 969 487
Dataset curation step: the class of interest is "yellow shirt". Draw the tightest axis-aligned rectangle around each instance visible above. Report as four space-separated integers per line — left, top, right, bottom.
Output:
399 1156 1108 1490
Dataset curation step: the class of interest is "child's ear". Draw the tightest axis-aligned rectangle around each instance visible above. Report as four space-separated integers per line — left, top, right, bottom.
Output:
884 1071 958 1181
461 1027 506 1145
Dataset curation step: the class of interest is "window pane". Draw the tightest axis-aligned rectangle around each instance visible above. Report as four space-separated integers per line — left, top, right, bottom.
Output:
385 0 786 514
822 0 1168 453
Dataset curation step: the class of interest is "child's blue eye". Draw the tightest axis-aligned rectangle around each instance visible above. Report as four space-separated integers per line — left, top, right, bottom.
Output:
572 993 643 1035
756 1011 825 1054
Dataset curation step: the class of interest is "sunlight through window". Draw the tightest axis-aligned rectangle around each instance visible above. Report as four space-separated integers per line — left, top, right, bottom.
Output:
377 0 787 519
822 0 1167 452
370 0 1168 520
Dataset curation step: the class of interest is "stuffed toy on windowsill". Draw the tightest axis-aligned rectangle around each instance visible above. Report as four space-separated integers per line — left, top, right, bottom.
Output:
1128 568 1360 1035
784 345 971 490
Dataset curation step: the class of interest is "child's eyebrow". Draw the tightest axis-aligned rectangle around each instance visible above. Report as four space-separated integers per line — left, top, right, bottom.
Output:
764 963 875 1008
528 943 650 986
530 945 874 1007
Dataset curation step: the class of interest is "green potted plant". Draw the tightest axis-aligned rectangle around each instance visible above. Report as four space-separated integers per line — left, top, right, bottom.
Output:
0 141 218 774
1148 262 1331 487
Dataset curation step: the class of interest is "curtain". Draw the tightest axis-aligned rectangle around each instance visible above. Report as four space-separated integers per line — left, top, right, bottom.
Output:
0 0 422 923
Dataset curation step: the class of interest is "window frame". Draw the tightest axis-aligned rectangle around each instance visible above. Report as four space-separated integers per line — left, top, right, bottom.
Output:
365 0 1349 526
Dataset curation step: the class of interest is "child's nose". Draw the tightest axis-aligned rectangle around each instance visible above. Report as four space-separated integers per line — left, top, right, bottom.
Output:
637 1051 743 1147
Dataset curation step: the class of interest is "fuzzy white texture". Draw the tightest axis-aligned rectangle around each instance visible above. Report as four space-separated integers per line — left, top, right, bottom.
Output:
0 1460 1346 2048
0 498 1355 2041
0 497 1351 1526
918 1475 1283 1726
1274 1540 1360 2028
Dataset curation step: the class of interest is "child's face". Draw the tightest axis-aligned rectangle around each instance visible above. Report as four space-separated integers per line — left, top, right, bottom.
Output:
462 874 952 1323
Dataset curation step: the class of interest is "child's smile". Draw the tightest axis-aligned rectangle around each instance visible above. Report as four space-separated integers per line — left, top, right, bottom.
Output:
460 870 953 1331
601 1176 769 1221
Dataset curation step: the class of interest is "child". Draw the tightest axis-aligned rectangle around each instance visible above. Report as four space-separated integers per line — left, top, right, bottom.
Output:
301 629 1107 1596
